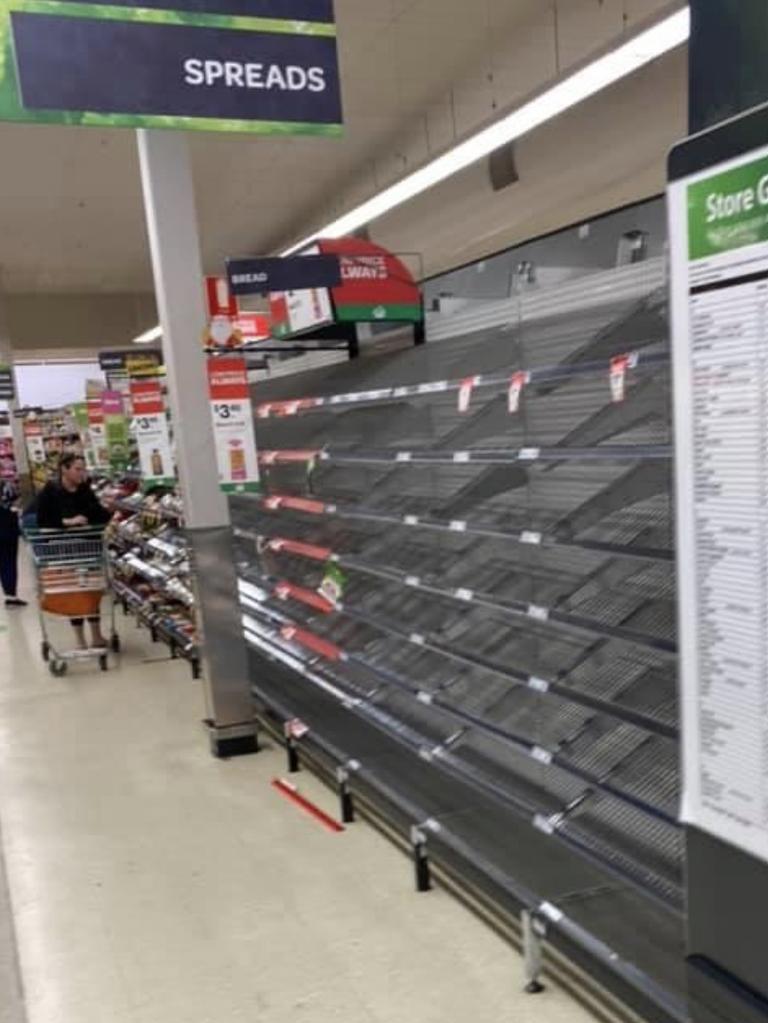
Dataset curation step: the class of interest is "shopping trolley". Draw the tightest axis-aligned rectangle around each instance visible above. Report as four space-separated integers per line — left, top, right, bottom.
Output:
25 526 120 676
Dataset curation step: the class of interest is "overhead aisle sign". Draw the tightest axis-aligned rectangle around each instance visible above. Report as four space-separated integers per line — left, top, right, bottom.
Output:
669 114 768 865
0 0 341 135
0 363 14 400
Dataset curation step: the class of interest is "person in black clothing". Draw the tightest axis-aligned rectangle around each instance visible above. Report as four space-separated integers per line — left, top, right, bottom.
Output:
37 453 111 649
0 480 26 607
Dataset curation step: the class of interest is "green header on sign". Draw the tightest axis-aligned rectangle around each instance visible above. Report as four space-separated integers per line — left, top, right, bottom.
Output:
688 152 768 260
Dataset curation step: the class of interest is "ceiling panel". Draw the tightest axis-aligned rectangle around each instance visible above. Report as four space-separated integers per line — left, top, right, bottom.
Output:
0 0 672 298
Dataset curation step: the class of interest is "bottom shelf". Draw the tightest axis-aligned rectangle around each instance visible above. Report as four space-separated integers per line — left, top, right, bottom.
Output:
246 644 686 1023
112 580 201 679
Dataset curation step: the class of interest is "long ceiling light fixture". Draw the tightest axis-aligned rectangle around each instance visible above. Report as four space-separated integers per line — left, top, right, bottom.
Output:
133 324 163 344
281 6 690 255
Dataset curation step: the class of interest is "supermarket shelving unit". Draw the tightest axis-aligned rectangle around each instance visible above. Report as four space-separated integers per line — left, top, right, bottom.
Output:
231 259 686 1022
109 491 201 678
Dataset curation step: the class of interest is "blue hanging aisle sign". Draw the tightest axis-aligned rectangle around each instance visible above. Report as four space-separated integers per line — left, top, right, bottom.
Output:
227 255 342 295
0 0 342 135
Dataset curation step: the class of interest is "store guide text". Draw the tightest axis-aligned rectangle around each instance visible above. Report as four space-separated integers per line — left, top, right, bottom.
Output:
706 175 768 222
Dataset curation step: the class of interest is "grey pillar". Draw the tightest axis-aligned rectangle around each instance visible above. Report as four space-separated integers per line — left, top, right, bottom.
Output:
137 130 257 758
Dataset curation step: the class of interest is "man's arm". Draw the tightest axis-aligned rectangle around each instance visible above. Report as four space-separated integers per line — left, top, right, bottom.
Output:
82 485 111 525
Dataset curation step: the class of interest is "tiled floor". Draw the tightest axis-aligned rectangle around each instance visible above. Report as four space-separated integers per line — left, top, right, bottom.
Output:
0 572 598 1023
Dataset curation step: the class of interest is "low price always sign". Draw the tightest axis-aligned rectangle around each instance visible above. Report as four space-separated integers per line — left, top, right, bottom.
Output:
130 380 174 488
207 356 260 493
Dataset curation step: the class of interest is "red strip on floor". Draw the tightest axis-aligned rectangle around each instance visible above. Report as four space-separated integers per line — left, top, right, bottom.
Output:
271 778 345 834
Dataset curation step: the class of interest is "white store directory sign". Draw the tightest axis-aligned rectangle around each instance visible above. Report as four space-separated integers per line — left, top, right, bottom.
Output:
670 123 768 865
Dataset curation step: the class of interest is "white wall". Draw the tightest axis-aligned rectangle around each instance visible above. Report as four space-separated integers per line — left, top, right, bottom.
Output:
14 361 103 410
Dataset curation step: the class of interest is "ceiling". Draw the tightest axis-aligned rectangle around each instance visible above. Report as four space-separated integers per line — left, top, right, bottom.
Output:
0 0 553 295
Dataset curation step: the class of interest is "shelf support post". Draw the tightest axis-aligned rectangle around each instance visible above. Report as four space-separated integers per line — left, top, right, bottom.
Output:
137 129 257 759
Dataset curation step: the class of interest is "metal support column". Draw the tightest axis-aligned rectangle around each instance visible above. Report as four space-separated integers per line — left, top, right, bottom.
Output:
136 129 257 758
410 824 432 893
521 909 546 994
336 766 355 824
286 737 300 774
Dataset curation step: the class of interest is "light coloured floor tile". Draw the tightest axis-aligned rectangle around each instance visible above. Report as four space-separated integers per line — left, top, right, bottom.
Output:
0 564 598 1023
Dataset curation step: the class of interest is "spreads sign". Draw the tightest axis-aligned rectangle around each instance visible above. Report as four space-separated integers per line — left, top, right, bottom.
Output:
0 0 341 136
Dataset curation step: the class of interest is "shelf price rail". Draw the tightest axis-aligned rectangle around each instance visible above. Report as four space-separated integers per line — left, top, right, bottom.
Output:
238 575 679 831
243 653 686 1023
259 444 673 469
239 588 682 911
253 493 673 565
254 349 670 419
236 523 675 657
236 531 677 739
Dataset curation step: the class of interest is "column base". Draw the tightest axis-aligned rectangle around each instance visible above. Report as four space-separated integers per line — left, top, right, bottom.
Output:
205 720 259 759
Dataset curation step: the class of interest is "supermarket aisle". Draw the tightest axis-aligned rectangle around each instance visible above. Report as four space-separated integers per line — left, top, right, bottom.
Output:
0 587 597 1023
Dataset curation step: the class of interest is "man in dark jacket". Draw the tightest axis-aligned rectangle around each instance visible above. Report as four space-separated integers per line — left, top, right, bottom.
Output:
0 480 25 607
36 453 110 530
37 453 111 649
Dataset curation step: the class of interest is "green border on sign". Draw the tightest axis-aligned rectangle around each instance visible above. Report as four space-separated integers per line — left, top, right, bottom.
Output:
221 481 261 494
336 304 423 323
0 0 342 134
10 1 336 36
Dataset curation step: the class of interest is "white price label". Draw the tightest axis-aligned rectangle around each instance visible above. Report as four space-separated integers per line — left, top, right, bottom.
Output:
210 391 260 493
530 746 553 765
539 901 564 923
520 531 543 545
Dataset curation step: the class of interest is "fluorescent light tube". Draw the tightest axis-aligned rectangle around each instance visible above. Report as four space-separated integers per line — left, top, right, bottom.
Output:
132 325 163 345
282 6 689 254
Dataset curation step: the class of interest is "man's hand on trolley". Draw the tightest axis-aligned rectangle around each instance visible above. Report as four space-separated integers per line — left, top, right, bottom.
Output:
63 515 89 528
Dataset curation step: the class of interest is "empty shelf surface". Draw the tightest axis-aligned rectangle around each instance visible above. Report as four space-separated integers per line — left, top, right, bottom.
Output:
238 282 682 984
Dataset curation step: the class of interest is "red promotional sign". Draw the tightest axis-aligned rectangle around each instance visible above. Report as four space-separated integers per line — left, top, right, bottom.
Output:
101 390 125 417
130 379 164 416
207 356 249 401
206 276 239 319
234 313 271 341
319 237 422 323
86 397 104 425
268 238 422 338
